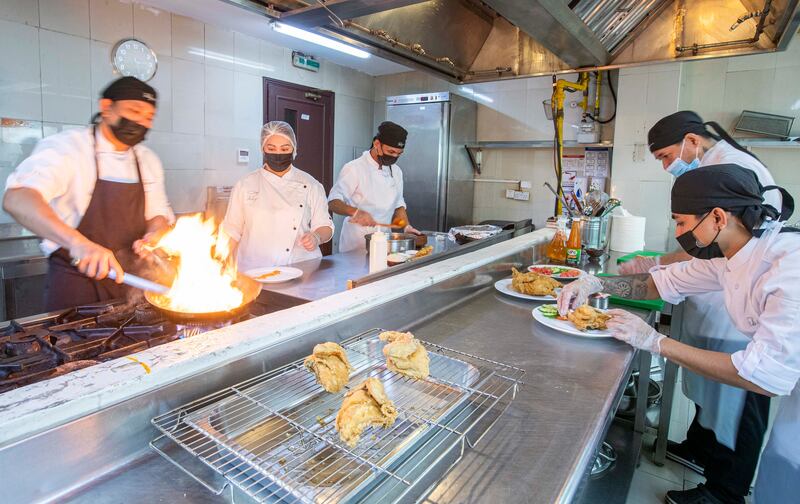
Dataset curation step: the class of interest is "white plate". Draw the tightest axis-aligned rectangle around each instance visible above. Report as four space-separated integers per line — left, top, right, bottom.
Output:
531 305 612 338
526 264 584 280
493 278 559 302
245 266 303 284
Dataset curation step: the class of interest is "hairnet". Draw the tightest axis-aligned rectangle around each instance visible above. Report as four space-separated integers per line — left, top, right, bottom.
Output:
261 121 297 158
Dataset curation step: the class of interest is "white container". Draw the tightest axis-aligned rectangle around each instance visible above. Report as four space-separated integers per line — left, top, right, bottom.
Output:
368 231 388 273
610 213 647 253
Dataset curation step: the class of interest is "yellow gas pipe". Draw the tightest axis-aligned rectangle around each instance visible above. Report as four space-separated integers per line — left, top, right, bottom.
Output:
551 72 590 215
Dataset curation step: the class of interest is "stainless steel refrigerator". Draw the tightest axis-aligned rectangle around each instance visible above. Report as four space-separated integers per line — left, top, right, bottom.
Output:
385 92 477 232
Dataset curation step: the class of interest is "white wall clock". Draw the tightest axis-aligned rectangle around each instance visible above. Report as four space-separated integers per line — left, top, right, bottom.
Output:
111 38 158 81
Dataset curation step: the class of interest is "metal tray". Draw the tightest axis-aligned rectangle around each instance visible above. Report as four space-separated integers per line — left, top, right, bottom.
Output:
151 329 523 503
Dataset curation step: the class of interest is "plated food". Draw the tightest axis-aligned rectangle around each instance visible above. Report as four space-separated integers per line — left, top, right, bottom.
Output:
387 252 411 266
304 342 353 393
335 377 398 447
255 269 280 280
567 304 612 331
245 266 303 284
379 331 430 380
413 245 433 259
526 265 582 279
510 267 562 297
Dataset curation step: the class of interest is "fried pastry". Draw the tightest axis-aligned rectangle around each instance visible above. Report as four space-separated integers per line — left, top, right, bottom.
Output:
304 342 353 393
510 267 562 297
567 304 612 331
335 378 397 447
379 331 430 380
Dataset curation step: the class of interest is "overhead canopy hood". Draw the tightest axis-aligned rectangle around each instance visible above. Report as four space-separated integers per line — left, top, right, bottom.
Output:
222 0 800 82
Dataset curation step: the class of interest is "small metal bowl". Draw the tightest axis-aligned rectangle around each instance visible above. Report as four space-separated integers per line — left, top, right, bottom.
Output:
589 293 610 310
365 232 415 254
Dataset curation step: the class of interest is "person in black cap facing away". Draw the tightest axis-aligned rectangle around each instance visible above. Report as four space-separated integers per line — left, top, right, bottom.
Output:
557 164 799 504
618 111 781 504
3 76 174 310
328 121 421 252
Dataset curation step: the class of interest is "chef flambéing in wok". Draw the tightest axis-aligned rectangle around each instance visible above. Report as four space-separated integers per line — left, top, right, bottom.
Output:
221 121 334 273
3 77 174 311
557 164 799 504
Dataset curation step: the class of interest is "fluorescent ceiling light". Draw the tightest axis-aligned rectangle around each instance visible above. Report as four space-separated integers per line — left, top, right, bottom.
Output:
272 22 370 59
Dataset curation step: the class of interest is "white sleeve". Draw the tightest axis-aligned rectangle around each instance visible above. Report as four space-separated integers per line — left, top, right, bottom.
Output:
309 183 334 236
731 294 800 396
648 258 725 304
221 181 246 242
394 167 406 209
328 163 357 204
140 151 175 223
5 135 77 201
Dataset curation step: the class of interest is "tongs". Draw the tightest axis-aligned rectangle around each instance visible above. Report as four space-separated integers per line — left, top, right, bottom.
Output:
543 182 577 217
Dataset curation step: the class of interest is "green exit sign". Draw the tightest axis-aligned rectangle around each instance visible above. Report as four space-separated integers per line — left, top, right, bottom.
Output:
292 51 320 72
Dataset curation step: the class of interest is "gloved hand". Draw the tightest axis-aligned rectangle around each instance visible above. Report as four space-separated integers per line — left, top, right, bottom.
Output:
404 224 422 235
606 309 665 355
300 231 321 251
350 209 377 227
618 255 660 275
557 274 603 316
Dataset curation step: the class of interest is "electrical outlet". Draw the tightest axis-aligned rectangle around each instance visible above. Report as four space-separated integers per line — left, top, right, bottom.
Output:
505 189 516 199
520 180 532 189
514 191 530 201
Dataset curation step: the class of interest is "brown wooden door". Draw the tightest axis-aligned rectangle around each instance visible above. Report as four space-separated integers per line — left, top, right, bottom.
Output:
264 78 335 255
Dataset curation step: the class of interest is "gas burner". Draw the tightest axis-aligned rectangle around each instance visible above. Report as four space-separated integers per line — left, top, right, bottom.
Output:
0 299 256 393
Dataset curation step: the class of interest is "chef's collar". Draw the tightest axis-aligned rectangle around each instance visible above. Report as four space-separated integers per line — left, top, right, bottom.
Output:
363 150 390 173
725 234 759 272
261 165 295 182
94 125 132 154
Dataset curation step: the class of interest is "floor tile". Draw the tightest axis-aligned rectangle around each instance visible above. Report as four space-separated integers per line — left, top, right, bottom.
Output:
638 449 686 485
625 469 680 504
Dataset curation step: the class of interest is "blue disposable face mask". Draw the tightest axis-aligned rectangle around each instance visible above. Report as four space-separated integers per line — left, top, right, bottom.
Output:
666 139 700 177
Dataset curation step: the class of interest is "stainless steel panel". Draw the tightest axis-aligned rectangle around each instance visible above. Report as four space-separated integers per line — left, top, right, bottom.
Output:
386 100 447 232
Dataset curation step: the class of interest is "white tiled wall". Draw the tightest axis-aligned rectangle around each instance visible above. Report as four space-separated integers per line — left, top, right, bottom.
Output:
373 71 616 229
0 0 376 237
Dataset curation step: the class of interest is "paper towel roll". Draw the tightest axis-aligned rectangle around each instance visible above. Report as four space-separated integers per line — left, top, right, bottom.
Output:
610 209 646 253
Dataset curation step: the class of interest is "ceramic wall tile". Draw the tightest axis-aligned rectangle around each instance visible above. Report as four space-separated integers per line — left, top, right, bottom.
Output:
40 29 92 124
233 71 263 139
204 65 234 138
0 0 38 25
89 40 114 115
204 24 234 70
133 3 171 56
234 32 261 75
149 56 172 132
89 0 133 44
171 14 203 63
172 58 204 135
259 40 284 78
0 20 42 121
145 131 204 171
39 0 89 37
721 68 776 129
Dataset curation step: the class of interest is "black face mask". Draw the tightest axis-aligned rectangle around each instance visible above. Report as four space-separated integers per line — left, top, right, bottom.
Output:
109 116 149 146
378 153 398 167
264 152 293 172
676 212 724 259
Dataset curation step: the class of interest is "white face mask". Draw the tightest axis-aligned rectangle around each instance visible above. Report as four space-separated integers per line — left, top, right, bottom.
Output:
666 139 700 177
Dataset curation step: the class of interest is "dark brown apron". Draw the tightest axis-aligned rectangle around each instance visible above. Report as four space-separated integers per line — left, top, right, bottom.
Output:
45 126 147 311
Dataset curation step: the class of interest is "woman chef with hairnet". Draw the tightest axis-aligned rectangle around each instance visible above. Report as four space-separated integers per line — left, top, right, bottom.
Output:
221 121 333 271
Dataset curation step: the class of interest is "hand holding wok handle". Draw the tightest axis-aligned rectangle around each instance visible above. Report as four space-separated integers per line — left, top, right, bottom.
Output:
606 309 665 355
69 256 169 294
556 274 603 315
69 238 124 283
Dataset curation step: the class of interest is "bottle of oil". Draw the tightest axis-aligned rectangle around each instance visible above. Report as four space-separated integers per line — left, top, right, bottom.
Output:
547 217 568 263
565 218 582 266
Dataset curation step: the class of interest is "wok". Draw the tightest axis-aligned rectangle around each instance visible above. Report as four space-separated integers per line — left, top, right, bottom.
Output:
144 273 262 323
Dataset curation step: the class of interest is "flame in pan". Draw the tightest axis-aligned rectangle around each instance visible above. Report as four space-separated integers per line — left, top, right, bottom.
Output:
154 214 243 313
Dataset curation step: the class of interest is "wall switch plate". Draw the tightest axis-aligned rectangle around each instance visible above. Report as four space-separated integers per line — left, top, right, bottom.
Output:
505 189 516 199
520 180 532 189
237 149 250 164
514 191 530 201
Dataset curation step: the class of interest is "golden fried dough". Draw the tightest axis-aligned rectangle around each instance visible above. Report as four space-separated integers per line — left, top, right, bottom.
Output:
335 378 397 447
379 331 430 380
566 305 612 331
510 267 562 297
304 342 353 393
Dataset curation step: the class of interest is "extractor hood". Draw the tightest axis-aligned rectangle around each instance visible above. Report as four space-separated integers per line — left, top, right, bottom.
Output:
221 0 800 82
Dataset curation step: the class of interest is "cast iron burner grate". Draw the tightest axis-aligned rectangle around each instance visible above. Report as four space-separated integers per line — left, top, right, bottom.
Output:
0 300 254 393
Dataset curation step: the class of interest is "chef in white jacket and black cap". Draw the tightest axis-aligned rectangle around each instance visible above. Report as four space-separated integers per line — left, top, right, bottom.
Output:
619 111 780 504
328 121 420 253
558 164 798 504
221 121 333 272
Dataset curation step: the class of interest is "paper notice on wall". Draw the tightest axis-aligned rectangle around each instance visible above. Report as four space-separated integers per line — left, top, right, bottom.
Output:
584 148 609 177
562 155 585 173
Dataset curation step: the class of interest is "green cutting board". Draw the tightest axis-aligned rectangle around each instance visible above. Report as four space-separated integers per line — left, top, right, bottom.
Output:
599 250 667 311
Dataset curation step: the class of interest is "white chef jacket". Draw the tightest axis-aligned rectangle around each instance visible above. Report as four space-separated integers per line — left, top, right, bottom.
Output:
650 222 800 503
222 166 333 272
677 138 780 448
328 150 406 253
5 126 174 255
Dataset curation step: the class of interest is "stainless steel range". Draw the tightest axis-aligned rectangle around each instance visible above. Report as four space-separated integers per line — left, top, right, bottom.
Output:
0 297 266 393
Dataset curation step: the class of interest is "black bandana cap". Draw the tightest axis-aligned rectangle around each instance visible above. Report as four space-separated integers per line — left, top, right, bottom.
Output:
101 76 157 106
376 121 408 149
671 164 791 231
648 111 707 152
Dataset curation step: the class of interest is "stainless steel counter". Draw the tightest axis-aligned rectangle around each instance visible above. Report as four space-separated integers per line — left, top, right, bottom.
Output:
259 229 516 304
48 250 651 504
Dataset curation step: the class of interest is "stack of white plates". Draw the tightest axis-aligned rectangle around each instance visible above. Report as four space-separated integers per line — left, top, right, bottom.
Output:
610 212 646 253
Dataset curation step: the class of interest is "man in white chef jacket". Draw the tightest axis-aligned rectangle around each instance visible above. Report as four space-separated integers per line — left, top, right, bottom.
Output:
328 121 420 253
221 121 333 272
3 77 174 311
619 112 780 504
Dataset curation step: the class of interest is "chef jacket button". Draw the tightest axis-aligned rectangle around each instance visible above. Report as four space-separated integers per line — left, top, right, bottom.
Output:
300 204 303 208
303 185 307 188
735 284 740 290
285 248 290 252
293 227 297 230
